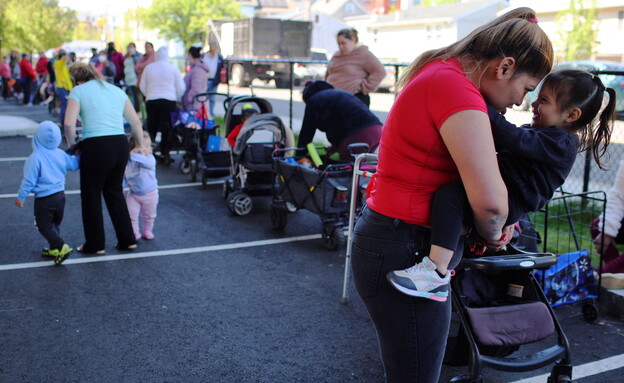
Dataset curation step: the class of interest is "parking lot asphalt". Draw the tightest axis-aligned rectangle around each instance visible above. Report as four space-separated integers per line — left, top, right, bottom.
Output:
1 97 624 382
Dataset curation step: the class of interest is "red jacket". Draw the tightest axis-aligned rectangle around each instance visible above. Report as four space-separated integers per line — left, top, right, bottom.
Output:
19 58 36 81
35 57 49 76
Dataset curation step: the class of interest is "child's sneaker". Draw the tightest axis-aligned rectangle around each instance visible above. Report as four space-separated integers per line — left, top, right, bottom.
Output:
142 231 154 240
41 249 54 258
387 256 450 301
135 232 142 241
52 244 72 265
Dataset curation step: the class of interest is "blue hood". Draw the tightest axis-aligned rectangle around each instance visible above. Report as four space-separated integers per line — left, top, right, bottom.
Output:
16 121 79 201
33 120 62 151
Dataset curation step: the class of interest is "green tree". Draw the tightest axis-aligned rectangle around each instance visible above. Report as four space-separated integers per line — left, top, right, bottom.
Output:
0 0 76 54
140 0 242 48
555 0 599 61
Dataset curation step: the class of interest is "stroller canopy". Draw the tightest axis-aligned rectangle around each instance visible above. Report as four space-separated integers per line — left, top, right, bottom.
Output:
224 96 273 136
233 113 295 156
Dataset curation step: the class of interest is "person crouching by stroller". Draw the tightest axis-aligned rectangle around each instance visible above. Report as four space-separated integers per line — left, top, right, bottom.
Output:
124 132 159 241
298 80 382 161
14 121 80 265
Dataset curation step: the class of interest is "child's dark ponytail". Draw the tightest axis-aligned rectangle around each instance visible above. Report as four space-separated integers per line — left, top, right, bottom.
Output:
590 86 616 170
547 70 615 171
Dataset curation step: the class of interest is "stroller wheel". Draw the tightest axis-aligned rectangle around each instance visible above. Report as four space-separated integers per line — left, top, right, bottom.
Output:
223 180 232 199
271 205 288 230
450 376 482 383
581 302 598 323
180 159 192 174
190 159 198 182
322 224 346 250
227 191 253 216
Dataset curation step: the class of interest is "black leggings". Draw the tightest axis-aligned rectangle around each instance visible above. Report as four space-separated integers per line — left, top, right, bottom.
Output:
354 92 370 108
79 135 135 251
146 99 177 157
431 181 521 253
34 192 66 250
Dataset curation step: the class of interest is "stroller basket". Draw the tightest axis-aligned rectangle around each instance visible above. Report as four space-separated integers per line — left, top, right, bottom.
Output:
274 158 353 217
446 252 573 382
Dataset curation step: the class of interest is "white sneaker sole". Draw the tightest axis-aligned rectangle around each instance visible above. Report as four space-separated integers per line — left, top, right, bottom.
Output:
387 275 448 302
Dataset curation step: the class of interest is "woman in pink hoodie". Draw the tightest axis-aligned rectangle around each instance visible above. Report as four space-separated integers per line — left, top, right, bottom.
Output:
0 56 11 99
325 28 385 108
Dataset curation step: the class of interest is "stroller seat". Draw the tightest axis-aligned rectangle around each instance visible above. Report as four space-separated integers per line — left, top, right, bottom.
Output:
446 250 573 383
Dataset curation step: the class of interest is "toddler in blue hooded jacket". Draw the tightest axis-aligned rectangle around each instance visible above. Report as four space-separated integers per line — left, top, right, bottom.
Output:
15 121 80 265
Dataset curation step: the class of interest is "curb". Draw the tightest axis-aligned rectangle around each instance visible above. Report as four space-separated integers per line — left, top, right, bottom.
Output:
599 288 624 321
0 116 39 137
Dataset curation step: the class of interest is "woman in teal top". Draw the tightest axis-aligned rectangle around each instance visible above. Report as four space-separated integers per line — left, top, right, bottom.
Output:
64 63 145 254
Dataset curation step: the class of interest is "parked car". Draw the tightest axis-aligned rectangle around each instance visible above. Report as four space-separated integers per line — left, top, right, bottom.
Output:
515 60 624 117
293 49 328 85
377 65 397 93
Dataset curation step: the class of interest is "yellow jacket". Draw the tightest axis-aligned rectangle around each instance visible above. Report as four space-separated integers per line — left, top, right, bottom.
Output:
54 58 73 91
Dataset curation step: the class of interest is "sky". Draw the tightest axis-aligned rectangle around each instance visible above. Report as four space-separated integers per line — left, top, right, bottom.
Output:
58 0 152 14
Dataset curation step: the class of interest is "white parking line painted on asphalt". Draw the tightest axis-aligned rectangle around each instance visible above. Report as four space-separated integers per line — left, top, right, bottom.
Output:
0 157 28 162
0 181 224 198
0 234 321 272
509 353 624 383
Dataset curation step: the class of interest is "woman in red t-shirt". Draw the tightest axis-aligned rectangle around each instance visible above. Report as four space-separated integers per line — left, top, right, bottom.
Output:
350 7 553 383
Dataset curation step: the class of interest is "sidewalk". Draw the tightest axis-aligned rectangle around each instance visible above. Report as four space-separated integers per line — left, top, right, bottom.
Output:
0 99 54 137
0 115 39 136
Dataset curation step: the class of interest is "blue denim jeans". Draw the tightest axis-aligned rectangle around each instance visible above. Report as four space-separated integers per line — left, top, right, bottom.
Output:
56 87 70 126
352 206 462 383
206 81 218 117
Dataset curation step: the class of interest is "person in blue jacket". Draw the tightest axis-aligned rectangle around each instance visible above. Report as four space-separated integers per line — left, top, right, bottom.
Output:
14 120 80 265
298 80 382 161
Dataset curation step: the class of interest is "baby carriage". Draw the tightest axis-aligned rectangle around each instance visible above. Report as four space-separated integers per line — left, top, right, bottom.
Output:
522 190 606 323
222 96 294 216
169 93 220 182
444 245 573 383
273 144 373 250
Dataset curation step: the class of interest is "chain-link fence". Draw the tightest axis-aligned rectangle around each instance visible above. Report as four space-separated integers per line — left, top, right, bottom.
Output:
214 58 622 195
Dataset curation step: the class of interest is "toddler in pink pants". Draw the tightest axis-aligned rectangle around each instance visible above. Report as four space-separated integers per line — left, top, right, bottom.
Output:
124 132 159 240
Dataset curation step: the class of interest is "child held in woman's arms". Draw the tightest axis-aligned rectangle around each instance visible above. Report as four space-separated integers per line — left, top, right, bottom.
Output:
14 121 80 265
388 69 616 301
124 132 159 241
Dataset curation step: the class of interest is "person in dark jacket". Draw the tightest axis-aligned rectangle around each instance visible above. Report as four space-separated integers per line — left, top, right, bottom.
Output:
298 80 382 161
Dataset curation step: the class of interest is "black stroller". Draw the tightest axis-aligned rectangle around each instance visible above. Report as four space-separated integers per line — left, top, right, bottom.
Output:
222 96 294 216
444 245 573 383
339 154 573 382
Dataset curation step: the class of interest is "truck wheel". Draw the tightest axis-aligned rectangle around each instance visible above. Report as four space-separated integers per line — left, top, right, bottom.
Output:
230 64 250 87
275 76 291 89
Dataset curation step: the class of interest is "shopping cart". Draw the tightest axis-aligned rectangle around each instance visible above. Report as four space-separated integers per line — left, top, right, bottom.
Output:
523 190 607 323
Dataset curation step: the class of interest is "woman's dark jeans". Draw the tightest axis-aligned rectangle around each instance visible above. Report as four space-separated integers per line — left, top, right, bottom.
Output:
352 206 462 383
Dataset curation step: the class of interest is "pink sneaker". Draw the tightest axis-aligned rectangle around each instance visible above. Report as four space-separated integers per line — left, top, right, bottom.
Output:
134 232 142 241
142 231 155 240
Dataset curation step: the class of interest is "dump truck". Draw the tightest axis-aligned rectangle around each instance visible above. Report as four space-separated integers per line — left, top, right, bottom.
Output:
218 18 312 88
